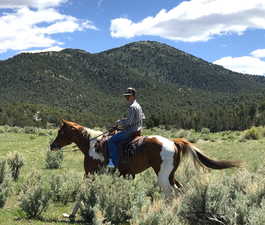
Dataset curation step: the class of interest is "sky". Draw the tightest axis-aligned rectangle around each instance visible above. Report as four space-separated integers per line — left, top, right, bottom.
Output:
1 0 265 75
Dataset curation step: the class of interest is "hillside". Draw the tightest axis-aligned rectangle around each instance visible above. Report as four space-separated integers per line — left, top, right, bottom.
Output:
1 41 265 131
101 41 265 93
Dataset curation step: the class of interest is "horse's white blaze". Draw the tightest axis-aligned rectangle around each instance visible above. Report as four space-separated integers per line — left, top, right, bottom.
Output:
89 140 104 162
150 136 175 195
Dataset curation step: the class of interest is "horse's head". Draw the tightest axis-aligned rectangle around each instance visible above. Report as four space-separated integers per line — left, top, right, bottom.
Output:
50 119 85 151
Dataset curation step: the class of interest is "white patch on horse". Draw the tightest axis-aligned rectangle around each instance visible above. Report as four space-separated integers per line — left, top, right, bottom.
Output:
150 136 175 195
83 127 103 138
88 140 104 162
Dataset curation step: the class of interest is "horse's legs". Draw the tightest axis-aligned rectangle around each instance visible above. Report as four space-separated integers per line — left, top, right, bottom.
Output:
67 155 91 219
153 149 183 197
152 162 175 197
169 150 183 192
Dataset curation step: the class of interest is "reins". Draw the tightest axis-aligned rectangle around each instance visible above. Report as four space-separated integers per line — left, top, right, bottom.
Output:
60 148 79 153
88 130 111 142
85 119 142 142
56 145 80 153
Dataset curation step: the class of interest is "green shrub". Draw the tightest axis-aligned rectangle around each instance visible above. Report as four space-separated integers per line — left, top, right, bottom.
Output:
80 172 151 225
19 182 51 218
3 125 10 132
178 169 265 225
23 126 39 134
49 172 81 204
7 126 23 133
37 129 48 136
0 127 6 133
0 160 7 184
0 160 11 208
187 135 199 143
46 129 55 137
201 127 210 134
18 170 41 195
0 185 8 208
131 200 181 225
248 198 265 225
176 129 191 138
6 151 24 181
179 180 235 225
243 127 261 140
45 150 63 169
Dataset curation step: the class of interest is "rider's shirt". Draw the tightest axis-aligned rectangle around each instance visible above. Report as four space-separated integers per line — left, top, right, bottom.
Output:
117 100 145 132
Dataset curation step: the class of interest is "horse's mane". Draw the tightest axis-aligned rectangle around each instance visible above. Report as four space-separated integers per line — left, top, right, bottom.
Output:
62 120 103 139
82 127 103 139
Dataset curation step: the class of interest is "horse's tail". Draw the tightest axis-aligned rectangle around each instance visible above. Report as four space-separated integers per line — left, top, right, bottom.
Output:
172 138 242 170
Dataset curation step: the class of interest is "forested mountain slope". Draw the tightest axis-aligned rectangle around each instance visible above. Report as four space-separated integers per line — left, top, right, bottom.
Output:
1 41 265 131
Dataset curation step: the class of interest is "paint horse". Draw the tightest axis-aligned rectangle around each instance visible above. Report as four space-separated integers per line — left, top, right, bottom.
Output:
50 120 104 175
50 120 241 194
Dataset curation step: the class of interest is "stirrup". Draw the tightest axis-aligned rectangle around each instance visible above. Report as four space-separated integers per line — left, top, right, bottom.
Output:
107 159 115 168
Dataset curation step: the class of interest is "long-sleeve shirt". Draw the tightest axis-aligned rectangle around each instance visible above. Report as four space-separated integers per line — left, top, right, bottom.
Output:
118 100 145 132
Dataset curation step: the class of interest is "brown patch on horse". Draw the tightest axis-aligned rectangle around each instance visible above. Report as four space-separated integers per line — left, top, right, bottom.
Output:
63 120 85 131
169 144 182 188
117 136 163 177
144 137 164 175
172 138 242 170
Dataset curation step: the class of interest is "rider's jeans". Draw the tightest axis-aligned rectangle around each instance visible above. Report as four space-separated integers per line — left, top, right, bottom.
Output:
108 130 133 167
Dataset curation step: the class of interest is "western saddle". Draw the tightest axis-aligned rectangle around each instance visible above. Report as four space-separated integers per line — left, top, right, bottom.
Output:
97 130 144 166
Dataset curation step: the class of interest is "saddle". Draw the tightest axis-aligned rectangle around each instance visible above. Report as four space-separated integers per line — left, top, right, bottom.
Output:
118 131 145 164
96 131 145 165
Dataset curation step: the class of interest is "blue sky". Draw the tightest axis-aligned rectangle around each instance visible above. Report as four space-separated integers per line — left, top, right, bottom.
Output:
1 0 265 75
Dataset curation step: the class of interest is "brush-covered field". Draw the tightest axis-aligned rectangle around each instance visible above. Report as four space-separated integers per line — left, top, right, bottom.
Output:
1 125 265 225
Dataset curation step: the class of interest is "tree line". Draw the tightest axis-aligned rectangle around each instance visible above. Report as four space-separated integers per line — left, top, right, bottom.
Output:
1 100 265 132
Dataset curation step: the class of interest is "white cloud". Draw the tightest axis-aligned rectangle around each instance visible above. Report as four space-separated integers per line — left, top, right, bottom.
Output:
0 0 67 9
251 49 265 58
213 56 265 75
0 7 97 53
22 46 64 53
110 0 265 42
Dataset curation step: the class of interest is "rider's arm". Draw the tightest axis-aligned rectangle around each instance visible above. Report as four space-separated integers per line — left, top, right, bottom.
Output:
117 106 136 129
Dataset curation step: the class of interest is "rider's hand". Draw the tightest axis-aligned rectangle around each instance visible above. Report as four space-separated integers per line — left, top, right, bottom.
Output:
109 125 118 132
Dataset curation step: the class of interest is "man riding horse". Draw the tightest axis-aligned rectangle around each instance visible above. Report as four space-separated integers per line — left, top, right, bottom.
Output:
108 87 145 167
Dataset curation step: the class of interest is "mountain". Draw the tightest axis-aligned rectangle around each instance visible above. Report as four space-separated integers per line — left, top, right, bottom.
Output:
1 41 265 131
101 41 265 93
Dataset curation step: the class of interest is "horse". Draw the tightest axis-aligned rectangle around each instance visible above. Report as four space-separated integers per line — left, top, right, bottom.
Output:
50 119 241 191
50 120 242 218
50 120 104 175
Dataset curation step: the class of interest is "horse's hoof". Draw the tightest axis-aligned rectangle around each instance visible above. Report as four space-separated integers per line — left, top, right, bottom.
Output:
63 213 70 218
69 214 76 221
63 213 75 220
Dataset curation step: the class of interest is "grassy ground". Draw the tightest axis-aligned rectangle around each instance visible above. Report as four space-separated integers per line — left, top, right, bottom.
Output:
0 130 85 225
1 126 265 224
